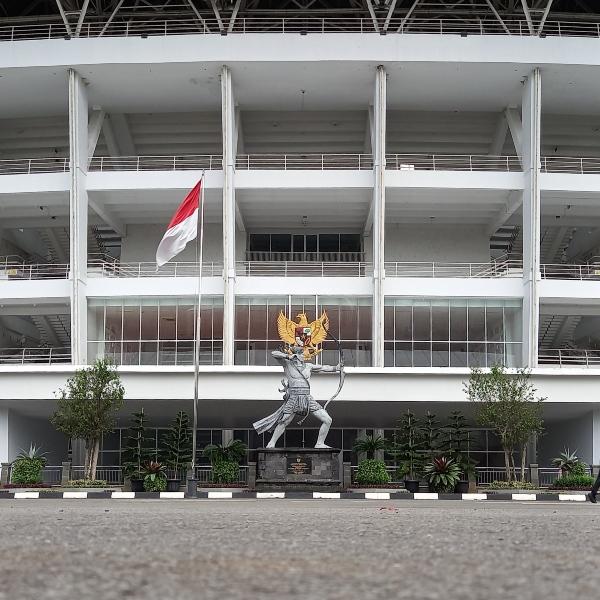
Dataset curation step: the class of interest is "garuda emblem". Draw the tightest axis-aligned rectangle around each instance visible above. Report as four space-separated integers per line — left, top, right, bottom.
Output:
277 311 329 360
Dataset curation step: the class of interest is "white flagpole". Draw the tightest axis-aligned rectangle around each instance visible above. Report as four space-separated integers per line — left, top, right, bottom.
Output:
191 172 206 479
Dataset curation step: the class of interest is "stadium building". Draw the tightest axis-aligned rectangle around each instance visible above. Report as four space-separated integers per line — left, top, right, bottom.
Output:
1 0 600 482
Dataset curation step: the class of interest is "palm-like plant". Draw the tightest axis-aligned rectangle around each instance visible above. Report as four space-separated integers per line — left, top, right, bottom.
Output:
352 435 386 459
202 439 248 465
423 456 461 492
552 449 580 476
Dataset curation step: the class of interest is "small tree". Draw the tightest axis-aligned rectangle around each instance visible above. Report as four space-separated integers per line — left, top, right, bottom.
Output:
465 365 544 482
392 410 424 480
161 411 193 477
353 435 386 459
422 411 441 461
51 359 124 480
121 408 155 480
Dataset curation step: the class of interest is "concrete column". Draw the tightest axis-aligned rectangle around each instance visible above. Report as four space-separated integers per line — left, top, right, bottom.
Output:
593 409 600 465
68 69 89 365
521 68 541 368
529 463 539 487
371 65 387 368
374 427 385 461
221 429 234 445
356 428 367 462
0 407 8 464
221 65 236 366
61 461 72 486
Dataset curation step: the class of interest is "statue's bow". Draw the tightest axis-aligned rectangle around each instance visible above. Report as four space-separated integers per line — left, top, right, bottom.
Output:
323 326 345 410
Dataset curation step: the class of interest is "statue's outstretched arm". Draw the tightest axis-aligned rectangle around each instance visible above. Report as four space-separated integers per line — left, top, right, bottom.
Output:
311 363 341 374
271 350 288 360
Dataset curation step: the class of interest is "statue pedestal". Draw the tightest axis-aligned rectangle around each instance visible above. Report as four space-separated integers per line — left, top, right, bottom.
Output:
256 447 343 491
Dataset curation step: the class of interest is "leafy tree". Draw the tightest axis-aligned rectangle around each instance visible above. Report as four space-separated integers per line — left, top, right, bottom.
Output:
464 365 544 482
121 408 155 479
51 359 124 480
161 411 193 476
353 435 386 459
202 439 247 465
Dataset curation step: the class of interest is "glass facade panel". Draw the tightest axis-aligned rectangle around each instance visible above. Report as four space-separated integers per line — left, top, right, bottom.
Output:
88 297 223 366
384 298 522 368
235 296 372 366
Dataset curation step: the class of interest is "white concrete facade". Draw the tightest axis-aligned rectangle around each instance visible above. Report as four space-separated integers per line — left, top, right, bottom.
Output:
3 28 600 468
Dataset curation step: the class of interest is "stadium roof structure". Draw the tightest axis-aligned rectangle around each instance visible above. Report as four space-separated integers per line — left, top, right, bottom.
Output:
0 1 598 38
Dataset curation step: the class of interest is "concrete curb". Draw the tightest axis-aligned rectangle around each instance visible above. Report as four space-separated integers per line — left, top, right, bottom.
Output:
0 490 591 502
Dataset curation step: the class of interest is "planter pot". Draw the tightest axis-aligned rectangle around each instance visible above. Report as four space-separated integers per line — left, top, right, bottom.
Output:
454 480 469 494
130 479 144 493
404 479 420 493
166 479 181 492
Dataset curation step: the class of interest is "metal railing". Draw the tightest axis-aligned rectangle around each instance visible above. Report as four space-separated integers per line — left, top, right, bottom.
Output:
236 261 371 277
194 465 248 485
541 156 600 174
70 466 124 484
40 466 63 485
0 157 69 175
0 262 69 280
245 251 365 262
90 341 223 367
538 349 600 367
88 154 222 172
88 260 222 277
541 263 600 280
475 467 530 486
0 347 71 365
2 17 600 41
236 154 372 170
384 259 522 278
386 154 521 172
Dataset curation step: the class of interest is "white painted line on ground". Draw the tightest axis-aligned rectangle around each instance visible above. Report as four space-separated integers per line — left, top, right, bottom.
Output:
208 491 233 499
414 493 438 500
14 492 40 499
256 492 285 499
512 493 537 501
558 494 587 502
111 491 135 499
462 493 487 500
365 492 390 500
159 492 185 499
63 491 88 499
313 492 341 499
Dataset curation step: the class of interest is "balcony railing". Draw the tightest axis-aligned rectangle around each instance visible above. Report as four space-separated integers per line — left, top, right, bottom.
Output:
538 349 600 367
2 17 600 41
0 261 69 280
386 154 521 172
88 260 222 277
0 157 69 175
245 251 365 262
88 154 222 172
237 261 371 277
70 466 124 485
541 263 600 280
384 259 522 278
236 154 372 170
541 156 600 174
0 347 71 365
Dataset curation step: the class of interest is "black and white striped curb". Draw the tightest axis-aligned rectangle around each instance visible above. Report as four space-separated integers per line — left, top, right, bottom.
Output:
0 490 592 501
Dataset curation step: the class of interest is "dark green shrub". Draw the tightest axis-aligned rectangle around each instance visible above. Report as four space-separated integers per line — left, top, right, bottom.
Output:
570 462 588 477
143 475 167 492
423 456 461 492
212 461 239 484
487 480 536 490
551 474 594 490
355 459 391 485
66 479 108 488
11 445 47 485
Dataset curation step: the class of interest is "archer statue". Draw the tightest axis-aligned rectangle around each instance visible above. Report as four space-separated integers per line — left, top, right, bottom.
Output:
253 311 345 449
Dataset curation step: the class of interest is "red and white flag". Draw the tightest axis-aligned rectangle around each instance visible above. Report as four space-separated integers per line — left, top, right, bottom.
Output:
156 181 202 267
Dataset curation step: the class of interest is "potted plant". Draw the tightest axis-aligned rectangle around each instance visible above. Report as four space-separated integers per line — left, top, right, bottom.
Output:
352 436 390 486
161 411 193 492
10 444 47 485
121 409 154 492
423 456 461 493
442 410 473 493
142 461 167 492
202 439 247 485
393 410 423 493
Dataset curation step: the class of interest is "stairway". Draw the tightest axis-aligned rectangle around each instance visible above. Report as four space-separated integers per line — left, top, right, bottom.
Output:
38 227 70 263
539 314 581 349
30 315 71 347
540 227 577 264
490 225 520 259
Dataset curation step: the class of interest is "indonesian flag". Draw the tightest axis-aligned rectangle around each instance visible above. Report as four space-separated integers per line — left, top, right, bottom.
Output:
156 181 202 267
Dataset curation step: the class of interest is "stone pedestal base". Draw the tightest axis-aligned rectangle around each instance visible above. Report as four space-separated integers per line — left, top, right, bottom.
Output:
256 448 343 491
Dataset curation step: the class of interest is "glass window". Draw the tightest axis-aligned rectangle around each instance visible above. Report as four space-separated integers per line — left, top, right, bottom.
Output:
249 234 269 252
467 301 485 341
413 303 430 341
141 303 158 339
271 234 291 253
293 235 304 253
105 306 122 341
159 304 176 341
306 235 317 252
450 301 467 341
340 234 361 253
319 234 339 252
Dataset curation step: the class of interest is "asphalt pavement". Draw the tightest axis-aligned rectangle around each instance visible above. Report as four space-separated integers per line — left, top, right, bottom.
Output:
0 499 598 600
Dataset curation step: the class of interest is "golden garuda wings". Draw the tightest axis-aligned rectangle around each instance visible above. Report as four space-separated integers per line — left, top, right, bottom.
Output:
277 310 329 360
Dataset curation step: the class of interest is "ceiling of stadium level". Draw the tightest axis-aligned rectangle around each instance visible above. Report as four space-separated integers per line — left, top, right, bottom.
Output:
0 1 597 26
